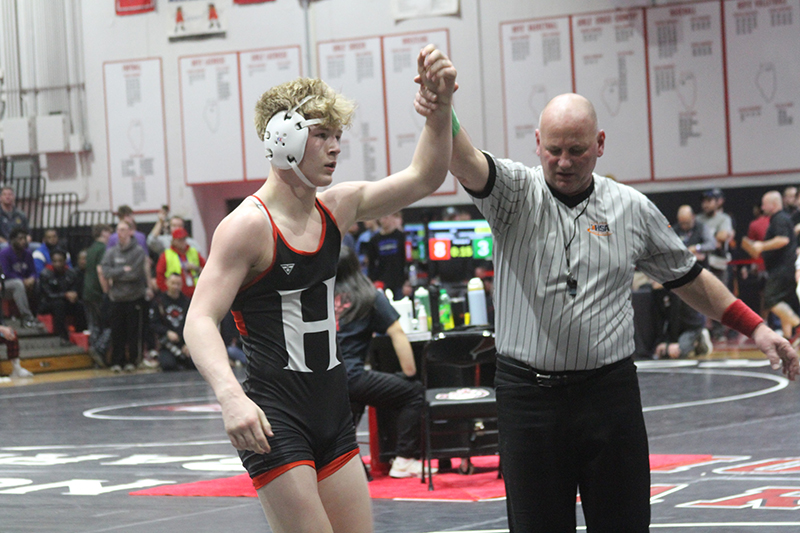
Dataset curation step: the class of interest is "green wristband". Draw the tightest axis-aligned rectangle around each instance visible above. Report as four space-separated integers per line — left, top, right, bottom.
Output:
451 108 460 138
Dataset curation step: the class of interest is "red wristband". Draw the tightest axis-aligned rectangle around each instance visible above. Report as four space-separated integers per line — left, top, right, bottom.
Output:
721 299 763 337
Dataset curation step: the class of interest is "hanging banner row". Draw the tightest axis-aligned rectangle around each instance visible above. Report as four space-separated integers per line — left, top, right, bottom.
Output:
502 0 800 182
176 29 455 194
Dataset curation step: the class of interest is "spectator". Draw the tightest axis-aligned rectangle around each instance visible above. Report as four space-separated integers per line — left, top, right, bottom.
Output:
697 188 735 339
147 212 203 257
146 205 171 252
101 219 152 373
356 219 379 274
38 250 86 346
366 211 406 298
735 205 769 318
791 192 800 234
342 223 359 254
0 228 41 329
742 191 800 341
107 206 156 355
149 273 193 371
747 204 769 273
0 323 32 379
749 204 770 242
107 205 147 251
74 249 87 298
674 205 716 269
334 246 429 478
697 188 735 284
32 227 72 274
83 224 112 366
783 186 797 216
155 228 206 298
0 187 30 245
651 282 712 359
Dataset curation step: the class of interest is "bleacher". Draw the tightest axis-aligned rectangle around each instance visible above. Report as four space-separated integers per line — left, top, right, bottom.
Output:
1 175 117 374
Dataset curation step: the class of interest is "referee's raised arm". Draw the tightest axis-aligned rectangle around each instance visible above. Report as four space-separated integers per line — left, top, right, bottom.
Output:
450 125 490 192
414 85 489 193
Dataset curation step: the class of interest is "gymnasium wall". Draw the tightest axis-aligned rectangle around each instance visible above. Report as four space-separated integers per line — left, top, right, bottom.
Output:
70 0 800 249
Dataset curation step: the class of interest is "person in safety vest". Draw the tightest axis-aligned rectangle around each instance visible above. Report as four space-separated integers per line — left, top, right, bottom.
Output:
155 227 205 298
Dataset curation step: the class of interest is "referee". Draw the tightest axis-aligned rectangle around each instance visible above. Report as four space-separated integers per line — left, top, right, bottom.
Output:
414 89 799 531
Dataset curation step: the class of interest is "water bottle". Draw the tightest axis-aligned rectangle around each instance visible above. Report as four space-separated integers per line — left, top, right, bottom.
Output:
429 284 441 332
438 288 454 331
393 296 414 333
408 264 418 286
467 277 489 325
416 306 428 332
414 286 431 318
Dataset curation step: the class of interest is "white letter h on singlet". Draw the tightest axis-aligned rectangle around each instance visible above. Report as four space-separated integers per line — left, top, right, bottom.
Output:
277 277 339 372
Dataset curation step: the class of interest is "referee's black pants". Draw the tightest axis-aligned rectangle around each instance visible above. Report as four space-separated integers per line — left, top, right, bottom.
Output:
495 356 650 532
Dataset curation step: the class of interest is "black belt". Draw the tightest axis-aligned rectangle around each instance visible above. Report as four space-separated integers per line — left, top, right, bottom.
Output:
496 354 631 388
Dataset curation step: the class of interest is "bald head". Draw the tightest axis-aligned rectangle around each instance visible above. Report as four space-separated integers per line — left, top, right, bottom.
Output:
539 93 599 133
676 205 695 231
535 93 604 196
762 191 783 216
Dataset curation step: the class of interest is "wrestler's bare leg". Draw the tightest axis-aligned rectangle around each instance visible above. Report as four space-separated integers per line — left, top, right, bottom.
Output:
257 456 372 533
319 455 373 533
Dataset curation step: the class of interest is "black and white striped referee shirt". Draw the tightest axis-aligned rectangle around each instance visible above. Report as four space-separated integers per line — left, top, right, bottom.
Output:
468 152 698 372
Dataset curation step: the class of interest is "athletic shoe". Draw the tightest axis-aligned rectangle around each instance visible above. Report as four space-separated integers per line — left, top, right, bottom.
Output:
389 457 437 478
123 364 136 373
110 365 122 374
10 365 33 378
140 356 160 369
696 328 713 356
23 318 43 330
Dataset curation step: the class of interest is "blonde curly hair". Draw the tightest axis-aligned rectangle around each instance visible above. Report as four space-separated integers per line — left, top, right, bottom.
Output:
254 78 355 141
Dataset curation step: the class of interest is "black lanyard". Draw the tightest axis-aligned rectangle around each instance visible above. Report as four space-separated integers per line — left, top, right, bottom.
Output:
560 200 590 298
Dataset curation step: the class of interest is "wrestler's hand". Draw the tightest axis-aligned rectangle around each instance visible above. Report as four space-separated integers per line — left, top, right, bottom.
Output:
414 44 457 117
417 45 457 96
219 391 273 454
752 323 800 380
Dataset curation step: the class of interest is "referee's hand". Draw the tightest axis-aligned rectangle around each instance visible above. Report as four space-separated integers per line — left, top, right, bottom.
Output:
752 323 800 381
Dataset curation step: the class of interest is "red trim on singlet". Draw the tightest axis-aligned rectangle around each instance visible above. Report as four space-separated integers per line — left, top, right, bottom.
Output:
251 460 315 490
317 448 359 481
238 195 279 293
316 199 340 235
230 310 248 337
250 449 359 490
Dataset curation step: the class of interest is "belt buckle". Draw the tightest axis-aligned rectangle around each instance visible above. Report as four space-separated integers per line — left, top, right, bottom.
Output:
535 372 560 388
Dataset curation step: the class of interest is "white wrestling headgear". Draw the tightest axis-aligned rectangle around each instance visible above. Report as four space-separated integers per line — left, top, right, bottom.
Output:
263 95 323 187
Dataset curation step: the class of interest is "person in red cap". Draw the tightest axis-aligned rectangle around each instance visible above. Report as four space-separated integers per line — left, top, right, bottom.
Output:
155 227 206 298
